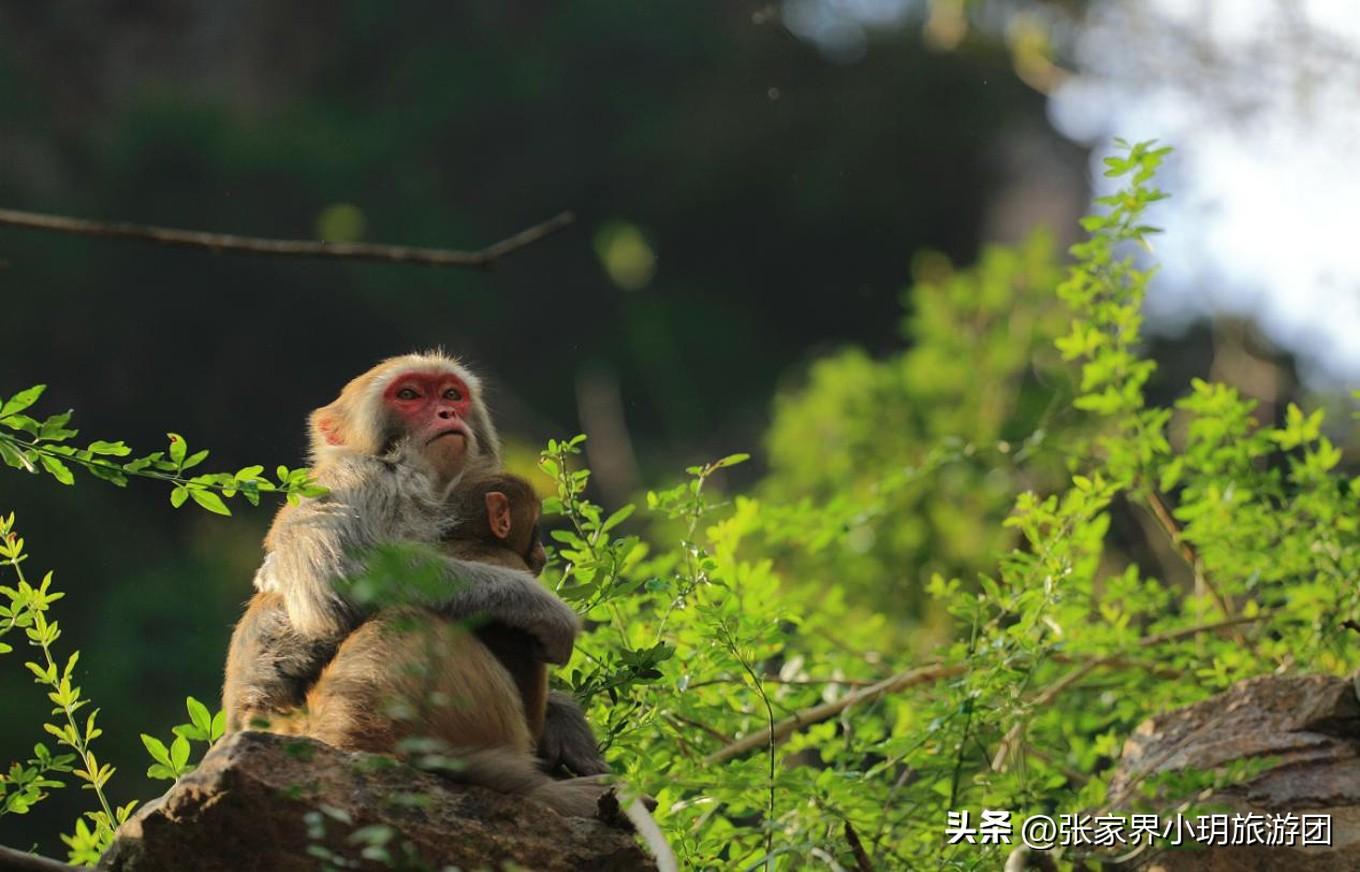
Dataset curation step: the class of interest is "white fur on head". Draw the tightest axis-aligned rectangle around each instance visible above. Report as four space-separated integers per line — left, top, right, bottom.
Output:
307 350 499 469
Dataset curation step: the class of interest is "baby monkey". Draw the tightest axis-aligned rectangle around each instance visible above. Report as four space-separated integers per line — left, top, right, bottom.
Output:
445 472 551 742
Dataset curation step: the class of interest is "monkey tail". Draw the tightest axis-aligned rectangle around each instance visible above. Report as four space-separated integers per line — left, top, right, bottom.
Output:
619 794 679 872
437 746 605 816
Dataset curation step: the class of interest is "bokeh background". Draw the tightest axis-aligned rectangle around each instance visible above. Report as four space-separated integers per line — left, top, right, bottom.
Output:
2 0 1356 852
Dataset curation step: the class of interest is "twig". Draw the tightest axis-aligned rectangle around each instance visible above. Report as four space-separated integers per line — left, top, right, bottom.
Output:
990 614 1268 771
991 660 1101 771
0 206 574 269
1144 490 1237 626
705 664 966 765
684 676 876 690
660 716 701 760
1049 652 1182 680
1135 613 1266 648
0 845 78 872
669 712 735 746
705 615 1269 767
843 821 875 872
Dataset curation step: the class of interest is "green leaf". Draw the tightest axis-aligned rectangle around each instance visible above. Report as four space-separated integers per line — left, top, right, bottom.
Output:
600 504 636 533
188 488 231 517
139 734 171 768
0 414 41 436
145 763 175 781
38 455 74 486
38 411 77 442
170 735 190 770
234 465 264 482
186 697 211 734
711 452 750 470
0 386 45 418
167 434 187 465
0 441 32 473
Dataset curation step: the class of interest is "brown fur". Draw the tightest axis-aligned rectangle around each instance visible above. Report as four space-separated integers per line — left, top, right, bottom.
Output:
445 473 550 742
451 547 550 743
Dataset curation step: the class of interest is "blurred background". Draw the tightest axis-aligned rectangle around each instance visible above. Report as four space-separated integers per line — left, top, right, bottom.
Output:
2 0 1356 851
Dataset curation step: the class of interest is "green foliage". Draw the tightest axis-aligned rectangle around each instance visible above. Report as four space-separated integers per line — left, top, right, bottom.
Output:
532 142 1359 869
2 141 1356 870
0 513 133 861
760 230 1078 628
0 513 223 864
141 697 224 781
0 387 326 514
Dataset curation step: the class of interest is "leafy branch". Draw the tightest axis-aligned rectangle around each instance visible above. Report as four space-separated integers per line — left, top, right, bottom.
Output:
0 514 135 864
0 385 324 515
0 515 225 866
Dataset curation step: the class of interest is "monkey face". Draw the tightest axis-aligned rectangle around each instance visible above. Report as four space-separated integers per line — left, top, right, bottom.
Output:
383 370 476 481
485 490 547 575
521 510 547 575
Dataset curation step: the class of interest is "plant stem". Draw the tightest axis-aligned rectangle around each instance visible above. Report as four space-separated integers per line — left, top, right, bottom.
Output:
4 551 115 826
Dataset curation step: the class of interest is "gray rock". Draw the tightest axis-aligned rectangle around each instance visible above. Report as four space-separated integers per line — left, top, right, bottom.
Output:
1106 673 1360 871
99 731 656 872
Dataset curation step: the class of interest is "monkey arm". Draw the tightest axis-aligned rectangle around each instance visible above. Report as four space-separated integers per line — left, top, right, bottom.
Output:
222 591 340 732
435 559 581 665
537 690 609 776
255 456 579 661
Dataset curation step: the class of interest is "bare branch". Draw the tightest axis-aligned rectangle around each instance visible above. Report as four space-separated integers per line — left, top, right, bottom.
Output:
0 845 78 872
1143 490 1239 627
668 712 735 747
844 820 875 872
0 207 574 269
704 663 965 766
990 614 1268 771
704 613 1271 768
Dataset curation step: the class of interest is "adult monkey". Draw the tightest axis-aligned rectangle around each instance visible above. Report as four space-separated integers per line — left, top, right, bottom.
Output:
223 351 605 804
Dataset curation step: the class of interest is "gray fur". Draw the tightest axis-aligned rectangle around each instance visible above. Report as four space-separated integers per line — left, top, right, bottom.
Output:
538 690 609 776
254 449 579 661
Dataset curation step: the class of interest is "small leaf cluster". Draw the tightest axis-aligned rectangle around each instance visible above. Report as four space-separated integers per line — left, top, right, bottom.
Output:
140 697 225 781
0 513 135 863
0 385 326 515
1 514 225 865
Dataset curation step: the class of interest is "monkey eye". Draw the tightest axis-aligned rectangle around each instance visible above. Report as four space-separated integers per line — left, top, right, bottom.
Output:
396 387 420 400
444 387 463 401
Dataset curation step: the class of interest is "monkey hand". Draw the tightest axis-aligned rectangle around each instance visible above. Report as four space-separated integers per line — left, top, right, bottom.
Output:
538 691 609 776
439 559 581 664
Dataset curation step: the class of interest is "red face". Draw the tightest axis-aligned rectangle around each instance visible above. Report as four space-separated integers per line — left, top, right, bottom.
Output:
383 370 474 479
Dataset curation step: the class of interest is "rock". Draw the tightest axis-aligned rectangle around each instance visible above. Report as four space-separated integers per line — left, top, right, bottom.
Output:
99 731 656 872
1106 673 1360 871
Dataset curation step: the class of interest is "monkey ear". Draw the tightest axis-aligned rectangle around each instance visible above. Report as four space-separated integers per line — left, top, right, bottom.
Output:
485 492 513 540
313 410 344 447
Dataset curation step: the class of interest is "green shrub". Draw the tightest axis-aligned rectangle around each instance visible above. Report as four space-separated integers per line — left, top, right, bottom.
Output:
4 141 1354 869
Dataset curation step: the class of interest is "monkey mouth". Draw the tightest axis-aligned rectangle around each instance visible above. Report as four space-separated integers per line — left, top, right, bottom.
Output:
426 426 469 446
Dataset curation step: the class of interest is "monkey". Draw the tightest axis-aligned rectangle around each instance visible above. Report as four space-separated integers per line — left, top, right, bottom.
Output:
440 473 606 776
443 472 551 744
221 352 607 813
223 351 571 728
